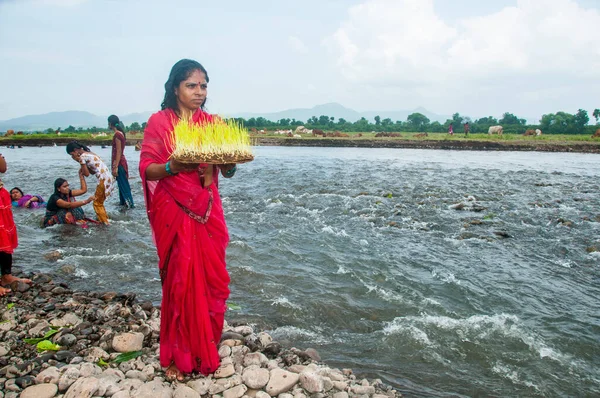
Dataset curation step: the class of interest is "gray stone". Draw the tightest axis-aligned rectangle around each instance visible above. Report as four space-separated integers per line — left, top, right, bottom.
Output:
56 333 77 347
257 332 272 347
98 376 121 396
351 385 375 395
28 320 50 336
20 383 58 398
223 384 248 398
304 348 321 362
50 313 83 328
119 378 145 392
242 366 270 389
299 372 323 393
102 368 126 379
278 394 293 398
219 345 232 358
255 391 271 398
332 393 349 398
58 367 80 392
113 391 132 398
265 369 299 396
187 378 211 395
131 380 173 398
112 332 144 353
64 377 99 398
214 363 236 378
232 325 254 336
0 344 9 357
79 362 102 378
126 369 148 381
173 385 201 398
84 347 110 363
35 366 60 384
243 352 268 367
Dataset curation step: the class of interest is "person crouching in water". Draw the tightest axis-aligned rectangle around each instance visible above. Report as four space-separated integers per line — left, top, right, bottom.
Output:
66 141 114 224
42 173 96 227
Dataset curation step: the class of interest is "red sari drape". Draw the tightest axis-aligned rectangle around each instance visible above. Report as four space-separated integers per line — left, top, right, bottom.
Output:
139 108 230 375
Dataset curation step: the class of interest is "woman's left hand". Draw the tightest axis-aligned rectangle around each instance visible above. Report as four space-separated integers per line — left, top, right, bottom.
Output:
112 166 118 177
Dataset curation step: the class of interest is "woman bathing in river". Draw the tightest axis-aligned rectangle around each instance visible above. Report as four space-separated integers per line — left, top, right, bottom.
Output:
42 171 96 228
66 141 114 224
10 187 45 208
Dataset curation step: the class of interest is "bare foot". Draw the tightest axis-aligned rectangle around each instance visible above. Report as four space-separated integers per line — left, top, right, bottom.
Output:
0 286 10 296
165 363 184 382
0 275 32 286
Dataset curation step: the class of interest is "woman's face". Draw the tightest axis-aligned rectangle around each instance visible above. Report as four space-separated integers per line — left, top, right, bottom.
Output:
69 148 83 160
175 69 207 114
10 189 22 201
58 181 70 195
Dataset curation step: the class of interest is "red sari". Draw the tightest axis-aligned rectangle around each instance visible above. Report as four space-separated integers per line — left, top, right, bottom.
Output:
0 186 18 253
139 108 230 375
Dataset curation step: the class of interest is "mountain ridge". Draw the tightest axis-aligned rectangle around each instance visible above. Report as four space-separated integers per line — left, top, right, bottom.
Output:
0 103 452 131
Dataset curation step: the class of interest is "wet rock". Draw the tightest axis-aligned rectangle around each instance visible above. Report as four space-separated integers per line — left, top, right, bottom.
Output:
221 331 245 342
299 371 323 393
243 352 268 367
304 348 321 362
44 251 63 261
35 366 60 384
14 375 35 388
20 383 58 398
59 264 76 275
263 342 281 357
493 231 511 238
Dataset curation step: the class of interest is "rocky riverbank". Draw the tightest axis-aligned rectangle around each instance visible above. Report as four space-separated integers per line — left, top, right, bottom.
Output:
0 268 400 398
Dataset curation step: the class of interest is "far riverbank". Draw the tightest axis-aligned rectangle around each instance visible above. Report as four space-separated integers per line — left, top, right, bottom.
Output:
2 136 600 153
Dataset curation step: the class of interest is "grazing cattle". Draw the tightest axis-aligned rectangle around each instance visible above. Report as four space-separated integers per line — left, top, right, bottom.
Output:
16 131 24 135
339 133 350 137
592 129 600 138
357 133 363 137
293 134 301 138
414 133 428 138
250 127 258 133
488 125 503 135
5 130 14 136
524 129 535 136
274 129 292 135
312 129 325 137
535 129 542 136
375 132 402 138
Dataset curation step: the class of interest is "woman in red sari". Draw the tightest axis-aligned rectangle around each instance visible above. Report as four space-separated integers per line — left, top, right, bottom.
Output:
139 59 236 381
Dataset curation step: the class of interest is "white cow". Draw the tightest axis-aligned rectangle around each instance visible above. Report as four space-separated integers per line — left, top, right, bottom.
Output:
488 125 503 135
535 129 542 136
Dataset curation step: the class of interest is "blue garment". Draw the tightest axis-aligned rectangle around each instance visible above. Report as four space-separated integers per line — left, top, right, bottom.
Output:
116 165 134 208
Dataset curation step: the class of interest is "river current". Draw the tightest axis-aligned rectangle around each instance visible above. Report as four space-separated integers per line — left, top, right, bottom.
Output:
4 145 600 397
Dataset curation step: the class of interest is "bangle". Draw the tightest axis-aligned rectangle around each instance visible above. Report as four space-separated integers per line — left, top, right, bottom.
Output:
165 161 177 176
224 165 237 178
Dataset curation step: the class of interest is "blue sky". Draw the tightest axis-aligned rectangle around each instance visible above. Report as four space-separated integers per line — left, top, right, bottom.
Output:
1 0 599 123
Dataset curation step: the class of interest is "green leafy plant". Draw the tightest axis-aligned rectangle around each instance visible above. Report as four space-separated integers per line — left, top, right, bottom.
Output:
483 213 496 220
113 351 143 363
24 329 61 345
6 303 14 310
97 358 110 367
227 302 242 311
36 340 60 352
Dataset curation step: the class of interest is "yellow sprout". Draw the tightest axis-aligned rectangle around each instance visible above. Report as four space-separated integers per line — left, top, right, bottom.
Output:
169 117 254 164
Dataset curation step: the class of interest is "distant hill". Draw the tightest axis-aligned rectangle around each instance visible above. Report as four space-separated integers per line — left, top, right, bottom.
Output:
0 110 154 132
0 103 451 131
229 103 451 124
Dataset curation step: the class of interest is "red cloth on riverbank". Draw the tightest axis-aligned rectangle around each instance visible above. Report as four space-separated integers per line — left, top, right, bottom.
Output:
0 187 18 253
139 109 230 376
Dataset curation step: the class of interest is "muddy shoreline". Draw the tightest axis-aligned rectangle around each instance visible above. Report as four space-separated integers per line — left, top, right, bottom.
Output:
2 137 600 153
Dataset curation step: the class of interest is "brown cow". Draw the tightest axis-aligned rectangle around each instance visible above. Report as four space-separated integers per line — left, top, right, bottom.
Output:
16 131 24 135
592 129 600 138
312 129 325 137
524 129 535 136
414 133 428 138
5 130 14 136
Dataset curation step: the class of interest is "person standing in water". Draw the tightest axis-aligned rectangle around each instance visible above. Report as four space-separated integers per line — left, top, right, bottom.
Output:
109 115 134 208
66 141 114 224
0 154 32 296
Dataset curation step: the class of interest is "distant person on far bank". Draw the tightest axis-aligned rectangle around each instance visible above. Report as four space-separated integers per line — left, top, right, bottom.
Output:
66 141 114 224
0 154 32 296
448 124 454 135
464 122 470 137
109 115 134 208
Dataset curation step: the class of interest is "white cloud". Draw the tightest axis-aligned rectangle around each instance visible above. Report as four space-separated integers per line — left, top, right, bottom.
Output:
327 0 600 87
288 36 309 54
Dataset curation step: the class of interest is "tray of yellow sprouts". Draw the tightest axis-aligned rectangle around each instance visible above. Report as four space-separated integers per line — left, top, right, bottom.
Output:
169 117 254 164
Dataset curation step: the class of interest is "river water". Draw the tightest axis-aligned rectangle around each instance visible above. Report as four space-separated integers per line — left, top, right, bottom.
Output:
4 145 600 397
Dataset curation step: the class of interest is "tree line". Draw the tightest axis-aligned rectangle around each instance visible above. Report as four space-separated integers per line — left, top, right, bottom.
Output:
43 108 600 135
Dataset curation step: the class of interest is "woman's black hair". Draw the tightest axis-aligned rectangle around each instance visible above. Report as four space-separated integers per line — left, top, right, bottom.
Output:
66 141 90 154
53 178 67 194
10 187 24 196
108 114 126 138
161 59 209 112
